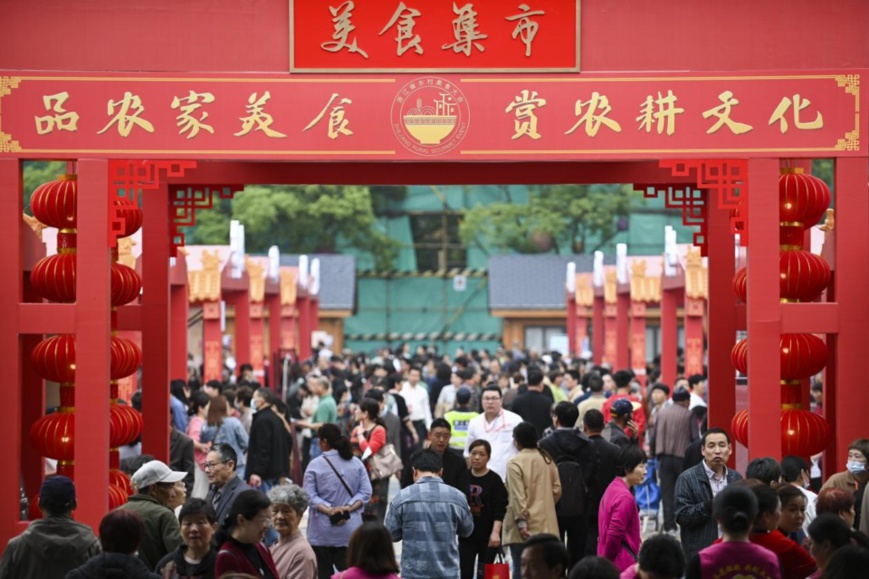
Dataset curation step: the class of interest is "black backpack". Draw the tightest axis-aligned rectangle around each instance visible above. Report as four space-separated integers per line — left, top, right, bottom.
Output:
555 453 587 517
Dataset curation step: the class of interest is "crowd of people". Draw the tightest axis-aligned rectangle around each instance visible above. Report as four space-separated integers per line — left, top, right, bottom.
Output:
2 345 869 579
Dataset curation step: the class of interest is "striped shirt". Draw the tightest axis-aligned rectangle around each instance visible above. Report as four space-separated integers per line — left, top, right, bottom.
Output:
385 475 474 579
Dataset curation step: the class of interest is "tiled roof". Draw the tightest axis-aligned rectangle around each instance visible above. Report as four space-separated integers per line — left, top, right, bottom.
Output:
488 254 607 310
278 254 356 311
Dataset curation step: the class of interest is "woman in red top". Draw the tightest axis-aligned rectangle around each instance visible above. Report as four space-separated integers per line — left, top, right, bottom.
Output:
351 398 389 522
214 489 280 578
750 484 817 579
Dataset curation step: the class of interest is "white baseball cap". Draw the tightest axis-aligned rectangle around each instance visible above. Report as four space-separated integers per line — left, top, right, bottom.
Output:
132 460 187 488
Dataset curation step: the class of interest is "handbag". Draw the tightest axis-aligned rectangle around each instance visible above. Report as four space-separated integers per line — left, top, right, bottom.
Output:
322 456 353 525
484 550 510 579
368 443 403 481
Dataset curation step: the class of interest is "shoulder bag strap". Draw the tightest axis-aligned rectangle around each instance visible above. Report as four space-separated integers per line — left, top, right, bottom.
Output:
323 455 354 496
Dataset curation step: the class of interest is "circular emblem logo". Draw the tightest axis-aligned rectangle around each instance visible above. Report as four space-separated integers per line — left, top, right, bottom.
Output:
391 77 470 157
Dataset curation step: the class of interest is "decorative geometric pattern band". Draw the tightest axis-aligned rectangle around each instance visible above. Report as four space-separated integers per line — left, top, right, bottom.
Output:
356 268 488 278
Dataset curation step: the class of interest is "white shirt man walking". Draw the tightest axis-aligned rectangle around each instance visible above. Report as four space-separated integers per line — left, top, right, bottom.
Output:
463 385 522 480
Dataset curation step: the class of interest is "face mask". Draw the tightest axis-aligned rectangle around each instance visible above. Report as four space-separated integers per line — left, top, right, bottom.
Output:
846 461 866 474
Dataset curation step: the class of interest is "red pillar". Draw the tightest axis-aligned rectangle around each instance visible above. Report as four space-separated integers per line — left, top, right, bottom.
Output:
310 297 319 335
592 296 604 365
75 159 112 528
0 159 24 543
141 181 171 461
281 304 297 352
229 292 251 369
170 282 188 380
660 287 679 387
603 301 617 365
567 293 577 357
250 301 265 380
616 292 630 370
202 301 223 382
297 295 311 360
267 292 281 389
630 301 647 386
575 306 589 358
746 158 782 459
707 202 737 432
831 156 869 471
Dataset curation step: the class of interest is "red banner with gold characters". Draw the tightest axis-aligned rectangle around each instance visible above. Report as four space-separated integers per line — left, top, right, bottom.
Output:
0 72 863 161
290 0 580 72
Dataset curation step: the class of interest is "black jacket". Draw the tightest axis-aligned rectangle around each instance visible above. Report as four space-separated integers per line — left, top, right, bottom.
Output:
587 434 620 516
513 389 555 437
155 544 216 578
401 448 470 497
245 406 292 482
539 429 599 512
205 474 251 525
169 428 195 497
65 553 160 579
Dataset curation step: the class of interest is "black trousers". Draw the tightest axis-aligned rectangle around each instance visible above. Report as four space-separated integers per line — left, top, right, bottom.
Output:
658 453 685 532
313 545 347 579
557 515 588 569
585 514 599 557
459 539 499 579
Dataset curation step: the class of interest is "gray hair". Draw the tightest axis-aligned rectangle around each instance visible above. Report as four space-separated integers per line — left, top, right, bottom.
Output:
267 483 309 515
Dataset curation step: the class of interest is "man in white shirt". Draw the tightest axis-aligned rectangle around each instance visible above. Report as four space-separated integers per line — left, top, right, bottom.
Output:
687 374 708 410
463 385 522 480
399 366 432 448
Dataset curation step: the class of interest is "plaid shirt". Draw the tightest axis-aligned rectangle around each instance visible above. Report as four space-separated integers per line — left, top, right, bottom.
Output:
386 475 474 579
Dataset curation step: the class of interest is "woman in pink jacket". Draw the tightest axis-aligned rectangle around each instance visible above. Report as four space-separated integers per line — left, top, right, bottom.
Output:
598 443 647 572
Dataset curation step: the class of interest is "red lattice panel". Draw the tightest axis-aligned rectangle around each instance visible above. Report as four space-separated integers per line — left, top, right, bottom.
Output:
170 185 243 256
661 159 749 247
107 160 197 248
636 183 708 253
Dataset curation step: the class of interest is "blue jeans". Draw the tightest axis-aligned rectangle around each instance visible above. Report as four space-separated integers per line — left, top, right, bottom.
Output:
259 478 281 546
510 544 523 579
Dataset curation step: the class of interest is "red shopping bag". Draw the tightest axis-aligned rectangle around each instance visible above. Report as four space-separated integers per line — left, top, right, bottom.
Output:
484 551 510 579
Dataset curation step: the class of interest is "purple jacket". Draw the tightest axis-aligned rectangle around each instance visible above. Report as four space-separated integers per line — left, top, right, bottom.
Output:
598 477 641 572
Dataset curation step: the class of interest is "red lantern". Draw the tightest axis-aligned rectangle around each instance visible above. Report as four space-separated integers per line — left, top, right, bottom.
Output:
731 339 748 375
30 175 77 229
29 412 75 461
111 336 142 380
112 197 143 238
780 250 830 302
732 409 749 447
732 267 747 303
110 404 142 447
31 334 76 383
781 409 829 456
108 483 129 509
729 333 826 380
110 469 133 496
779 169 831 231
780 333 827 381
111 262 141 306
31 253 77 303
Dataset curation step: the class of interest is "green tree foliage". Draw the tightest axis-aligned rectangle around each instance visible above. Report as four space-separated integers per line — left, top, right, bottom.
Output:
23 161 67 212
460 184 634 254
185 185 398 270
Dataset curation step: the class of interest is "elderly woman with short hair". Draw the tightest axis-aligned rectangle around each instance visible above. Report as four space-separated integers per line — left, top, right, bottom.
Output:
268 483 318 579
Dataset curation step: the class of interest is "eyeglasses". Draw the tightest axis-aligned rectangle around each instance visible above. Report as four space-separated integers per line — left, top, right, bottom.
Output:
203 460 228 470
